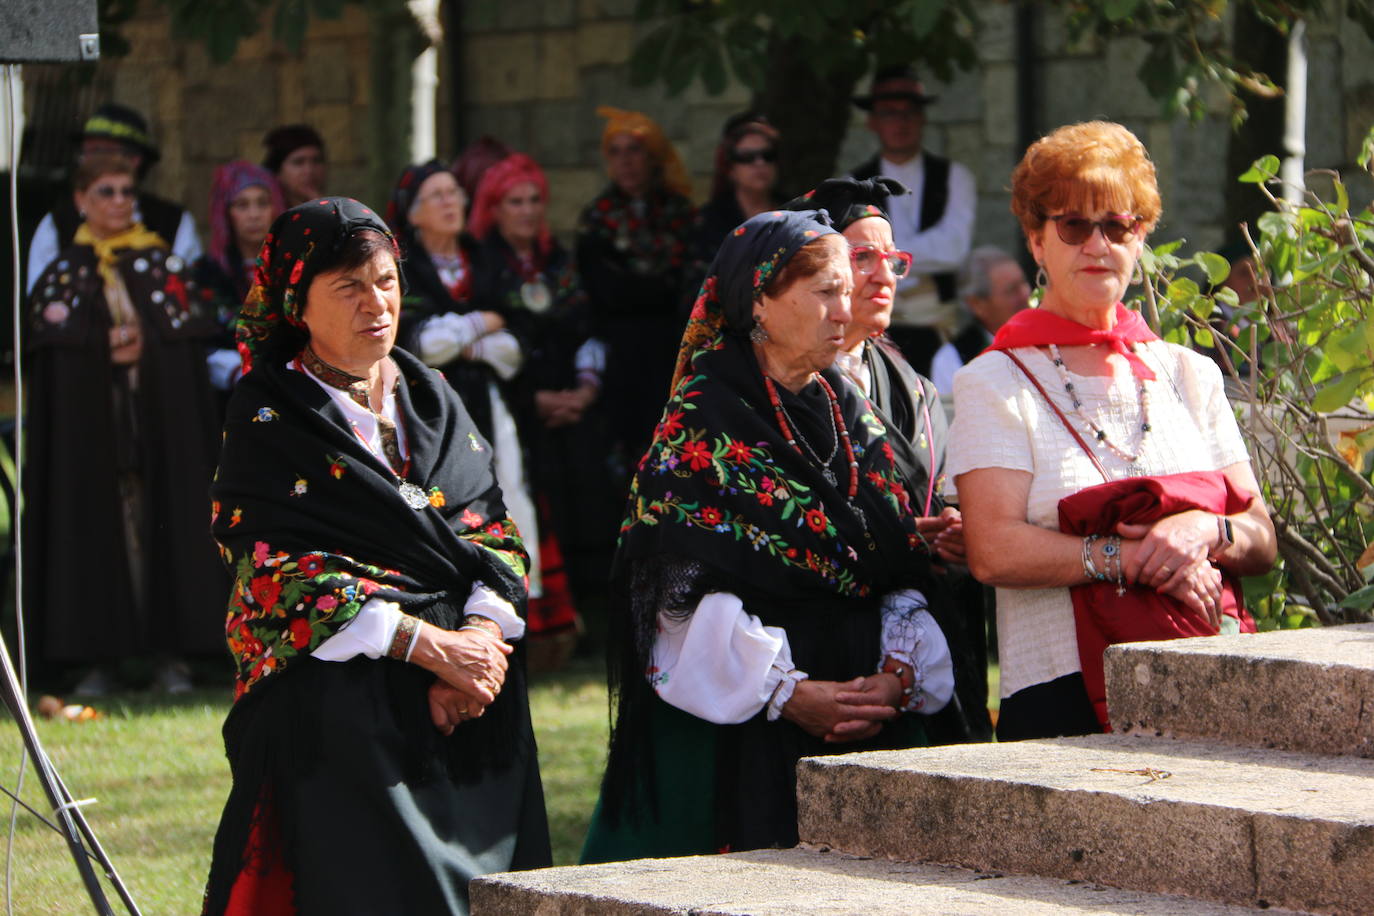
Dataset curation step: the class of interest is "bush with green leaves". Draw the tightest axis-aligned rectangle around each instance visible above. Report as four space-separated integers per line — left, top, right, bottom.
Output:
1133 140 1374 629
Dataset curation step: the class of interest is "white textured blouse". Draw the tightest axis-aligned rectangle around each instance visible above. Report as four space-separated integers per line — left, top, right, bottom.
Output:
946 341 1250 698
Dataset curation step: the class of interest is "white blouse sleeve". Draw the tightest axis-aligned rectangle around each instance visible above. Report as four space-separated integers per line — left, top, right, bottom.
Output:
417 312 489 367
877 589 954 713
312 598 403 661
463 329 524 381
649 592 803 724
463 581 526 641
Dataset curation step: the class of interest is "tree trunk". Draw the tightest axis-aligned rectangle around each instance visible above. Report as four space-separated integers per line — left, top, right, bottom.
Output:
751 35 866 199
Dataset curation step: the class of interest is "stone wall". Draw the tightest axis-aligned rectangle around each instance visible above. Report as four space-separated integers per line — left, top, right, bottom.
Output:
24 0 1374 258
22 2 395 236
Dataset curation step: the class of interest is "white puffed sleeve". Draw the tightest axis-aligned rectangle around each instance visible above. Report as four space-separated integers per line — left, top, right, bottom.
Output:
877 588 955 713
417 312 489 367
649 592 803 724
464 329 524 381
313 598 404 661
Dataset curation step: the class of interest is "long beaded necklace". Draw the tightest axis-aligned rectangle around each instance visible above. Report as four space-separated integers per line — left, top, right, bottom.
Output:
1047 342 1152 465
763 373 865 528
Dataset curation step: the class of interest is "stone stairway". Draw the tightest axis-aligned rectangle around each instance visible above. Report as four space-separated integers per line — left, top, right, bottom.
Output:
472 623 1374 915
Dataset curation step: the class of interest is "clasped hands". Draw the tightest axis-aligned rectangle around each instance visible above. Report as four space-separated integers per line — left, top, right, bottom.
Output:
408 621 513 736
1117 509 1227 630
781 673 906 744
535 383 598 428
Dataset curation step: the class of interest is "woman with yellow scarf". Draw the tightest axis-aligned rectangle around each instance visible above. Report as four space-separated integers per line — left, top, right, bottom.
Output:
24 151 226 695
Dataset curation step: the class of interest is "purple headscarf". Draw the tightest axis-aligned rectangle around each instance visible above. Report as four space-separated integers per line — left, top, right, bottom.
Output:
209 161 285 279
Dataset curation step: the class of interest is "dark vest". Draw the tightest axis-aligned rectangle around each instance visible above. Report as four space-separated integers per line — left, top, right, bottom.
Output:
51 191 185 251
951 321 991 369
850 152 957 303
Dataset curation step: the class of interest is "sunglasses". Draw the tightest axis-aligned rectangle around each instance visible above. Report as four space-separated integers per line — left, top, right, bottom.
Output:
1048 213 1142 245
729 147 777 165
850 245 912 278
91 184 137 200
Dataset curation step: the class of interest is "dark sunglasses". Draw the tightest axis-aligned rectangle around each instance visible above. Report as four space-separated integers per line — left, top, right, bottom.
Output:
91 185 137 200
729 147 777 165
850 245 912 278
1048 213 1141 245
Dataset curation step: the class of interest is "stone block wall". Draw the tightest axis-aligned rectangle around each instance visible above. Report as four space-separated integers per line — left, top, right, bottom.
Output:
23 0 1374 259
23 2 387 237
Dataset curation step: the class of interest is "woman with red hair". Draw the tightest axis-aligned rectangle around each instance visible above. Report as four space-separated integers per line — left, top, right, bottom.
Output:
468 153 600 664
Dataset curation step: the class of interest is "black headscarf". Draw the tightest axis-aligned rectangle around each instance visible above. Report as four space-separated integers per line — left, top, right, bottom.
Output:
235 196 398 373
670 208 837 393
783 176 909 231
384 159 451 257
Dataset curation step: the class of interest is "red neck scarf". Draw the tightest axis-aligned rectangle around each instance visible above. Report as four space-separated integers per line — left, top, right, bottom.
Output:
988 303 1159 380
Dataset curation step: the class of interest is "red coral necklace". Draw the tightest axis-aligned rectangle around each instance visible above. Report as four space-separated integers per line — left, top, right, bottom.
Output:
763 372 864 528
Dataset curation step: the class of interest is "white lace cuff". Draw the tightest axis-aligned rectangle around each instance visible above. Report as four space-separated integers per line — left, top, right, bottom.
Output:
878 588 955 713
765 668 809 722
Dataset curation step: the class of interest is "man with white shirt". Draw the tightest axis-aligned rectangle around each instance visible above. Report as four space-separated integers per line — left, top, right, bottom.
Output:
25 103 201 293
850 66 976 375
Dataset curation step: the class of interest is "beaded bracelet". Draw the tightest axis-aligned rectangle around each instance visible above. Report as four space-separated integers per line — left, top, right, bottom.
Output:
387 615 420 661
1082 534 1104 582
880 655 917 709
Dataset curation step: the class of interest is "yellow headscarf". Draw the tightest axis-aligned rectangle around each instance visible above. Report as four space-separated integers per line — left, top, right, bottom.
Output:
597 105 693 199
73 221 168 291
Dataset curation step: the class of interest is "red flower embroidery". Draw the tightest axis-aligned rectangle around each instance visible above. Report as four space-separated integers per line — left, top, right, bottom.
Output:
866 470 887 491
756 491 774 506
680 440 712 471
700 506 723 525
460 508 483 528
288 618 313 649
659 409 685 438
485 522 506 538
724 439 753 464
250 575 282 610
289 259 304 285
298 554 325 576
805 509 828 533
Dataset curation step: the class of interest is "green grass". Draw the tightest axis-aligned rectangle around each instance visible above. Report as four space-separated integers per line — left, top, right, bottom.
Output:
0 659 610 914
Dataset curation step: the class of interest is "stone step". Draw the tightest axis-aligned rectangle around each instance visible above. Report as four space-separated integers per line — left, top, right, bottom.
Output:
470 846 1299 914
1104 622 1374 757
797 735 1374 915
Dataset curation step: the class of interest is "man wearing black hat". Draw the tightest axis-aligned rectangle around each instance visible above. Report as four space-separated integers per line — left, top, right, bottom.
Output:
25 103 201 293
850 66 975 376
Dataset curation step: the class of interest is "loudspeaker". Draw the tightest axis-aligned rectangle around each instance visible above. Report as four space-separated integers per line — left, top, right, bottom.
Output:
0 0 99 63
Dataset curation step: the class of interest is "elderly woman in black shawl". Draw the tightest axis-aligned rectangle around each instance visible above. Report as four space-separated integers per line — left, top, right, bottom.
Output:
787 178 994 744
580 209 954 863
202 197 549 915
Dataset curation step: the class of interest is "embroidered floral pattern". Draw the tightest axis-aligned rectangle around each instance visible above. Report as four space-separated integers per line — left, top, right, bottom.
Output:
622 336 919 597
577 186 693 277
224 540 391 699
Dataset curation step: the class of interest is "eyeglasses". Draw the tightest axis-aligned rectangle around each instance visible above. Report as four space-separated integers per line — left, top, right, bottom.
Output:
729 147 777 165
91 184 137 200
1048 213 1142 245
850 245 912 278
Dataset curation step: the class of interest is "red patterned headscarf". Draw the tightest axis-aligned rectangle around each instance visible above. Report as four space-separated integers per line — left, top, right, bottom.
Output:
467 153 552 254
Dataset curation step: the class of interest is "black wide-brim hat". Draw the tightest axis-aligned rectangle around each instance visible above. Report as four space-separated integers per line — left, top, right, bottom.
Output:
852 64 938 111
72 102 160 165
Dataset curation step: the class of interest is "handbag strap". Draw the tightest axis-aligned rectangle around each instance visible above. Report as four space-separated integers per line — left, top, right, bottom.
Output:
1002 349 1110 483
